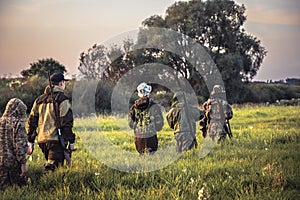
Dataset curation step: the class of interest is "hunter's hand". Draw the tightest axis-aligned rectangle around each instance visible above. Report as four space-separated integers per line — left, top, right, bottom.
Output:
20 163 26 177
27 142 34 155
69 143 75 151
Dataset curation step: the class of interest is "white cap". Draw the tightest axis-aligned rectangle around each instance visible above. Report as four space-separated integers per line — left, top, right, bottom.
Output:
137 82 152 97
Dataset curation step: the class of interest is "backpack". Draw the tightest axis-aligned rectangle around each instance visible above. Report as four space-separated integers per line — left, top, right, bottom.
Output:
205 98 233 122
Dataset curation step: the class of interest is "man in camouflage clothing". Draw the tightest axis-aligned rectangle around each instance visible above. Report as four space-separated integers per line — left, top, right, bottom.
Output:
128 82 164 154
166 92 204 152
200 85 233 142
27 73 76 173
0 98 28 190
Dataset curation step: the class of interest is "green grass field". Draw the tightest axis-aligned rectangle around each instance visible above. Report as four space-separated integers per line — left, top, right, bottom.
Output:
1 105 299 200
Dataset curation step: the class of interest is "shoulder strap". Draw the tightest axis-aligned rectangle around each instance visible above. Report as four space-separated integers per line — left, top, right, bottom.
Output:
36 93 51 105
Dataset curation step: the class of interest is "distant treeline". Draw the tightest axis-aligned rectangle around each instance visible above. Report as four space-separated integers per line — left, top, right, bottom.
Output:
0 76 299 115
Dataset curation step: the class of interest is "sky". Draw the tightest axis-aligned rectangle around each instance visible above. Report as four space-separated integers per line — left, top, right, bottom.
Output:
0 0 299 81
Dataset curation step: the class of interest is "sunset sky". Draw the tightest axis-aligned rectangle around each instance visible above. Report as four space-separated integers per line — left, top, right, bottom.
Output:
0 0 299 81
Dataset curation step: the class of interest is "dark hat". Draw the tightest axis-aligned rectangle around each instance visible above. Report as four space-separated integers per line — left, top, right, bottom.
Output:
50 72 69 83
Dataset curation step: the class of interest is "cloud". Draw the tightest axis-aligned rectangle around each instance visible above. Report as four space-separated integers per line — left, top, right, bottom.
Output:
246 8 300 26
235 0 300 26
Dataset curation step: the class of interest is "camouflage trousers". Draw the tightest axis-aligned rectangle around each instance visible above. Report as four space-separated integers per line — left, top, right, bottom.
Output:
0 166 26 190
174 132 197 153
207 121 227 142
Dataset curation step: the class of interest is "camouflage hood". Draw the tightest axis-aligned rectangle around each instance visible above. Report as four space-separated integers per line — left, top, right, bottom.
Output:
0 98 28 168
2 98 27 119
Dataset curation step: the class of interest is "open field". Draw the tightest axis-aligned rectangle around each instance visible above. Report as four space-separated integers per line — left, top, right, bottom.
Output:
1 105 300 199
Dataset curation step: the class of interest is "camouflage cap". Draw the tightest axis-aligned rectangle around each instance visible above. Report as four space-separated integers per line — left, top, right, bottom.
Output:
211 85 225 95
137 82 152 97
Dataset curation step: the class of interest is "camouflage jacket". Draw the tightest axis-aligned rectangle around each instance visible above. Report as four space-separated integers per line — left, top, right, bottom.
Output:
202 98 233 124
166 100 204 134
27 85 75 144
0 98 28 168
128 97 164 136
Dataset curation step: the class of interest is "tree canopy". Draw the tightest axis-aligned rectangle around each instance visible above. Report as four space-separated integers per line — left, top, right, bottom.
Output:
78 44 110 79
141 0 267 101
77 0 267 103
78 38 135 81
21 58 67 78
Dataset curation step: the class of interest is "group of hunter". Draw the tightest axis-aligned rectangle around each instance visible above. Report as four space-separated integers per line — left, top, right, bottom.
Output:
129 82 233 154
0 75 232 190
0 72 75 190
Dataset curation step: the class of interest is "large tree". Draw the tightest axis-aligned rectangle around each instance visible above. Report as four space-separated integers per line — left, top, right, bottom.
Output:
140 0 267 102
78 44 109 79
76 0 266 103
78 38 134 81
21 58 67 78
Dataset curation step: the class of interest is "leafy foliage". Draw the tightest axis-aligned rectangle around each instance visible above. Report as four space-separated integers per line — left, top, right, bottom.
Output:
140 0 267 102
0 75 75 115
245 83 300 103
154 0 267 80
78 38 135 81
78 44 109 79
21 58 67 78
76 0 267 104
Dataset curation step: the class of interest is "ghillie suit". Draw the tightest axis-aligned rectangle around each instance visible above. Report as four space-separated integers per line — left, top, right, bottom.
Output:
0 98 28 190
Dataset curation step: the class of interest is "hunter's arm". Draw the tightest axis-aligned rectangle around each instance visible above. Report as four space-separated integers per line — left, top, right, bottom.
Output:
15 120 28 164
153 104 164 131
27 100 38 143
166 108 175 129
128 106 136 129
59 100 75 144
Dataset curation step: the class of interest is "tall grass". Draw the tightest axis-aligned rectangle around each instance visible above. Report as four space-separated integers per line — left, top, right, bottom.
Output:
1 105 299 199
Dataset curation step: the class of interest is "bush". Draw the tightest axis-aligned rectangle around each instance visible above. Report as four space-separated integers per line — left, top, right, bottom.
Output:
244 83 300 103
72 79 98 116
95 80 114 114
0 76 47 114
1 76 299 116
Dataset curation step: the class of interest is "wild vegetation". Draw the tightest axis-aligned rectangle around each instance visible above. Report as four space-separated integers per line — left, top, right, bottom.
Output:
0 1 299 198
1 104 299 199
1 75 299 116
1 0 299 114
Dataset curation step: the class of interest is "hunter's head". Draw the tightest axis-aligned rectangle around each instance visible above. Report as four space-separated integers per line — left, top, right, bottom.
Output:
211 85 226 98
50 72 69 90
